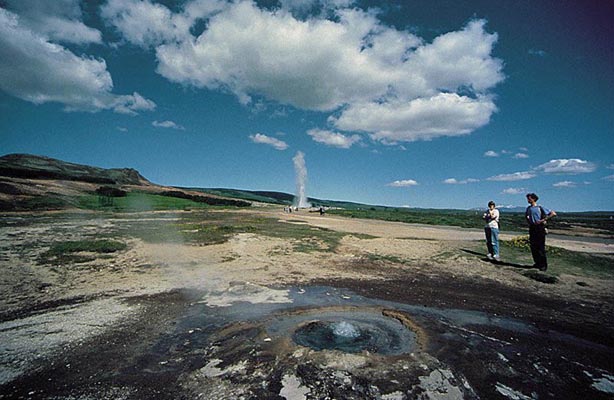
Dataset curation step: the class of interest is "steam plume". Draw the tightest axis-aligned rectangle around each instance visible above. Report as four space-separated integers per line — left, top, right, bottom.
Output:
293 151 311 208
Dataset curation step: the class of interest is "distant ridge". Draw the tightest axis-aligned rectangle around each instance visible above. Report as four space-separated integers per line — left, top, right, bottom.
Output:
471 205 528 213
0 153 149 185
189 187 388 210
0 154 250 211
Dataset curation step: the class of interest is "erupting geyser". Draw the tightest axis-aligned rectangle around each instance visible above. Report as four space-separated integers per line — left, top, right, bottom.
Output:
293 151 311 208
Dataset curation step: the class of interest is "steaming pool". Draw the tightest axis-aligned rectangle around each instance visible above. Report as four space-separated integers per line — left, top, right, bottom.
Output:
270 308 419 355
3 285 613 399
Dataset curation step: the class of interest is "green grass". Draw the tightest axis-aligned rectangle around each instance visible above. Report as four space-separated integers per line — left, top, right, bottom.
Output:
177 214 345 251
40 239 127 265
327 207 529 231
77 192 214 212
326 208 614 235
486 235 614 279
363 253 408 265
188 188 291 204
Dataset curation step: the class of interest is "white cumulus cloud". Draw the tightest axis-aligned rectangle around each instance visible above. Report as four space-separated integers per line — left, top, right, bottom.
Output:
3 0 102 44
0 8 155 114
101 0 228 47
307 129 361 148
387 179 418 187
249 133 289 150
534 159 597 174
602 175 614 182
514 153 529 159
443 178 479 184
333 93 497 143
153 120 185 130
278 0 355 16
553 181 576 188
484 150 499 157
501 188 526 195
102 1 503 143
487 171 536 182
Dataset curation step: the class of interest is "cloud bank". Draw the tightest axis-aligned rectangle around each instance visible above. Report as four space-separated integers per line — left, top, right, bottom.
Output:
0 6 155 114
4 0 103 44
101 0 504 143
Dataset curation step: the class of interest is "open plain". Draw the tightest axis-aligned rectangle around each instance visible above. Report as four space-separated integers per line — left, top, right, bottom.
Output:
1 208 613 399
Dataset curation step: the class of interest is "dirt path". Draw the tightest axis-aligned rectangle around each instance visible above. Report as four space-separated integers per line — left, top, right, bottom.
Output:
269 209 614 253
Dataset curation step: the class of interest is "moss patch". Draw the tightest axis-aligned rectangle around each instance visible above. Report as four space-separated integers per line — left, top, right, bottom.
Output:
40 239 127 265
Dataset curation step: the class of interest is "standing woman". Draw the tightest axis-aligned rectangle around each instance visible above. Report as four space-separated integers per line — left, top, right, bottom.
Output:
483 200 500 261
525 193 556 271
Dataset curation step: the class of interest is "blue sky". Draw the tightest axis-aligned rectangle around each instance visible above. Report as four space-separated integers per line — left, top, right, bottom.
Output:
1 0 613 211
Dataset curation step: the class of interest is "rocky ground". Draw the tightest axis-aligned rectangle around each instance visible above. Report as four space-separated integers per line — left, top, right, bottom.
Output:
0 208 613 399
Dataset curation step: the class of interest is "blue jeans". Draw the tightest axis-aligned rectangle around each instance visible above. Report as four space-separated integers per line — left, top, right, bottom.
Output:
485 227 499 256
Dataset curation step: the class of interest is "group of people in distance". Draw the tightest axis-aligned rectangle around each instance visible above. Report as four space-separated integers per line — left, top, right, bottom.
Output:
483 193 556 271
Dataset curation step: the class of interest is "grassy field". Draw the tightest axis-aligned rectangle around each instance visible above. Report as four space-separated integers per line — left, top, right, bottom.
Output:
500 235 613 278
77 192 215 212
327 207 614 236
464 235 614 282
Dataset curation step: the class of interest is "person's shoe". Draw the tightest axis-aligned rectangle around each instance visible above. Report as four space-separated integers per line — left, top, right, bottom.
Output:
487 253 493 260
493 255 500 262
538 265 547 271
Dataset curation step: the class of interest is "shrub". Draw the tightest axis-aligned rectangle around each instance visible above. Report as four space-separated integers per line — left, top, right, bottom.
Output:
507 235 530 250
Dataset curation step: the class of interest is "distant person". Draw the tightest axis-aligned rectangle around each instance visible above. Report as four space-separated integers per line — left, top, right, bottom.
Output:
319 206 325 215
525 193 557 271
483 200 500 261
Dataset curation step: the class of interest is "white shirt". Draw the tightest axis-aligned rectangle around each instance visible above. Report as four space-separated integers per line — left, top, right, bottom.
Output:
485 208 500 229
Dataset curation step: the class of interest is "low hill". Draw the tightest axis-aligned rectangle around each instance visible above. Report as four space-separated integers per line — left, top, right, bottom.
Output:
0 154 250 211
0 154 149 185
187 187 375 210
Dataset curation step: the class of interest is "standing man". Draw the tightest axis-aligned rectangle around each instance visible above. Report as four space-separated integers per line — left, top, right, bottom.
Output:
483 201 500 261
525 193 556 271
